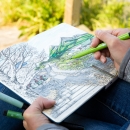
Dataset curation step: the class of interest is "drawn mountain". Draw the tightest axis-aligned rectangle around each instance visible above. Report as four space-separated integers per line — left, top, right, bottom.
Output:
49 33 93 59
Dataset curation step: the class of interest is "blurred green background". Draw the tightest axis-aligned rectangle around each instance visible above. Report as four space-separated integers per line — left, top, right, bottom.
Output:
0 0 130 39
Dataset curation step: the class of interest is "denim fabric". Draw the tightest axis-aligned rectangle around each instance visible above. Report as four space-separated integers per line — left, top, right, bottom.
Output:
0 78 130 130
63 78 130 130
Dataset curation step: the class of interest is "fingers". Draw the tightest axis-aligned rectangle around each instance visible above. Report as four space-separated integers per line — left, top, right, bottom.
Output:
33 96 55 110
91 29 114 48
100 55 107 63
96 28 130 37
91 30 117 49
30 96 55 112
91 28 130 48
23 120 28 130
94 51 107 63
91 28 130 70
94 51 101 60
110 28 130 36
95 30 118 47
91 37 101 47
94 48 110 62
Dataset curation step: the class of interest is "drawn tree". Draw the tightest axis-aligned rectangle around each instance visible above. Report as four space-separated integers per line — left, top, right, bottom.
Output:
0 43 47 88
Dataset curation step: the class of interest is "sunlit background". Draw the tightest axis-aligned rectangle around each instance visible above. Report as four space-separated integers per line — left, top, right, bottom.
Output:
0 0 130 49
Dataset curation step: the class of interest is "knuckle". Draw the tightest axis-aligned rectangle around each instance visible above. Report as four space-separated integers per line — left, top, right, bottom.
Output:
98 31 104 37
23 111 30 119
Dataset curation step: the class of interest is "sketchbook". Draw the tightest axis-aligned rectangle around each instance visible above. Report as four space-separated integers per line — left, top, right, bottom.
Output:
0 23 117 123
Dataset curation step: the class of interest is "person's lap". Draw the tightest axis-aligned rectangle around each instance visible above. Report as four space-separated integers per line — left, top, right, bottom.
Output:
63 78 130 130
0 78 130 130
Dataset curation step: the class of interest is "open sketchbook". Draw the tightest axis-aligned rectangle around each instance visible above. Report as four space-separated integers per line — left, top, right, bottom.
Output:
0 23 117 123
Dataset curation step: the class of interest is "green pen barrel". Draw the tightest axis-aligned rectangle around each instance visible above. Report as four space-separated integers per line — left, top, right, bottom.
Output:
72 32 130 59
3 110 24 120
118 32 130 40
72 43 107 59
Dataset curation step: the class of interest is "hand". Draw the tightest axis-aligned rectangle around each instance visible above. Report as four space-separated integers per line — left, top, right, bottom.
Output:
23 97 55 130
91 28 130 70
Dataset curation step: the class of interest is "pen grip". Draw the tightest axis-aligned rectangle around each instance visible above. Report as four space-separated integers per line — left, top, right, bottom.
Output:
92 43 107 51
81 43 107 54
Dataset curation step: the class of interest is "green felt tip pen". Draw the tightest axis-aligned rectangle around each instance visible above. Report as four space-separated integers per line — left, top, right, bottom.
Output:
71 32 130 59
0 92 29 110
3 110 24 120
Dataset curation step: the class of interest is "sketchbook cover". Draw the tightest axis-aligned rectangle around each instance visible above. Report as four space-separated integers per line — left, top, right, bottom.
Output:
0 23 117 122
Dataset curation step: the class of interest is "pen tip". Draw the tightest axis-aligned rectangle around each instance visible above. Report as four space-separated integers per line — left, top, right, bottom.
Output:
66 57 73 60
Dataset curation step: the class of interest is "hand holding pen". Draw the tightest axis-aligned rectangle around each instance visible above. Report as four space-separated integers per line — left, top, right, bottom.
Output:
0 92 55 130
72 28 130 71
91 28 130 70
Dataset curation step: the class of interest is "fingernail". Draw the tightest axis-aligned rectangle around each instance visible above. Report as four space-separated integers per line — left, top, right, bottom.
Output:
95 30 102 36
90 39 95 47
101 57 106 63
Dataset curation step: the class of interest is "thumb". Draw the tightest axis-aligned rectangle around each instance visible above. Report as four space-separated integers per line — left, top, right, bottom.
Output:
95 30 119 48
24 97 55 114
33 96 55 110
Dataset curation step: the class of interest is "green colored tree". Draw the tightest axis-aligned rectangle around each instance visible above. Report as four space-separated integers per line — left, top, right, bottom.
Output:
0 0 65 38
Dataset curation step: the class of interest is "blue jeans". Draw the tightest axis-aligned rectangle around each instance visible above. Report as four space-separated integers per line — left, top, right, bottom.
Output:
0 78 130 130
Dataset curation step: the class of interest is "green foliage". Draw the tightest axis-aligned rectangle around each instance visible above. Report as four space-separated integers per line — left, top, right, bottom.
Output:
80 0 102 30
1 0 130 38
0 0 65 38
81 0 130 30
50 33 93 59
